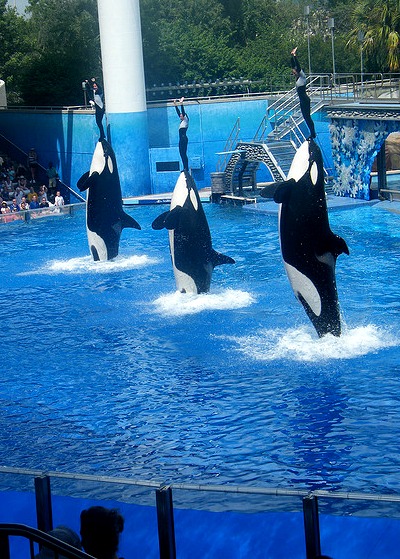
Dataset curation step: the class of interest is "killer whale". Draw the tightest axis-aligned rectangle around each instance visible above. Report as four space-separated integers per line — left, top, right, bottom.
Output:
77 138 141 261
261 139 349 337
152 170 235 293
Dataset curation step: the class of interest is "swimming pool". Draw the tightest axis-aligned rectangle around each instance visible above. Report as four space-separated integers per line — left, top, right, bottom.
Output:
1 200 399 496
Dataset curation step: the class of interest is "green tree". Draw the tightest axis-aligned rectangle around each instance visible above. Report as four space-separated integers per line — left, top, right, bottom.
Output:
140 0 237 86
0 0 31 103
349 0 400 71
21 0 101 105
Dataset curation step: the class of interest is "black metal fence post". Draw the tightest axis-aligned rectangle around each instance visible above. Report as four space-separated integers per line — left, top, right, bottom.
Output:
34 475 53 533
0 532 10 559
156 485 176 559
303 494 321 559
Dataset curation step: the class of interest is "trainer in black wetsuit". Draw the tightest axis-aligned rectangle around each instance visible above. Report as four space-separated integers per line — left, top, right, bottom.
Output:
87 78 106 140
174 97 189 171
290 48 316 139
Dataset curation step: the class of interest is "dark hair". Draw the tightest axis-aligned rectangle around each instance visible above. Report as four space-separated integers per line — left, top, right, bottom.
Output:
80 506 124 559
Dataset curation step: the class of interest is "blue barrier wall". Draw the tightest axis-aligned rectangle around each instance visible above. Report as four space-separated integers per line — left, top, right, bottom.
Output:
0 98 333 198
2 489 400 559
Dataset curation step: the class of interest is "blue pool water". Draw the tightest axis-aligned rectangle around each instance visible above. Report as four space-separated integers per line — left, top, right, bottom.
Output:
1 201 399 496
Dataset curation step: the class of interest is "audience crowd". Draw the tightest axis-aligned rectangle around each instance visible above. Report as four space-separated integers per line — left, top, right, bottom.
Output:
35 506 125 559
0 151 65 222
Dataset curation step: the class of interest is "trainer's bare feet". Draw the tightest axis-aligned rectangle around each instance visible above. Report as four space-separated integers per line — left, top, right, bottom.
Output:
291 47 298 56
179 96 185 103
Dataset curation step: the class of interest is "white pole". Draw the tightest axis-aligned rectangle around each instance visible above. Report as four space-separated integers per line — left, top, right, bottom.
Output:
96 0 151 196
97 0 146 114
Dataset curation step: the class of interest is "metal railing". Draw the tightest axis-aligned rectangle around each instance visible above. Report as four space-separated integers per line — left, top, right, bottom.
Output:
0 203 85 225
0 132 85 203
2 466 400 559
0 524 95 559
215 117 241 172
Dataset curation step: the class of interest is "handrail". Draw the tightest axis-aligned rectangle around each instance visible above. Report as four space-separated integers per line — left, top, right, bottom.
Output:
3 467 400 559
0 133 85 203
0 524 94 559
2 73 399 109
215 117 240 172
1 465 400 505
0 203 85 225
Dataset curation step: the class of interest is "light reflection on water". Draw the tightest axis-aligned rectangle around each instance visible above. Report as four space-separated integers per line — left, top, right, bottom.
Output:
0 203 399 494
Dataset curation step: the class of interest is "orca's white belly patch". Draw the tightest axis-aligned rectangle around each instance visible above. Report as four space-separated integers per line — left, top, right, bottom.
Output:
87 228 108 261
284 262 321 316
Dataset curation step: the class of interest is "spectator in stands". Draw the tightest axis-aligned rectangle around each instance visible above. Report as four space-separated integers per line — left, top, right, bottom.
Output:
0 182 10 201
1 200 13 222
6 163 16 182
20 196 30 211
34 525 81 559
54 190 65 211
17 175 29 194
39 196 50 208
10 198 20 212
80 506 124 559
14 186 24 205
29 194 40 209
27 147 39 183
16 163 28 179
38 184 49 201
46 162 58 194
2 175 13 193
27 185 39 203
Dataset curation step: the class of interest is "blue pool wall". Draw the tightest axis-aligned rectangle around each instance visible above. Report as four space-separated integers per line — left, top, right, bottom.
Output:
2 490 400 559
0 97 332 198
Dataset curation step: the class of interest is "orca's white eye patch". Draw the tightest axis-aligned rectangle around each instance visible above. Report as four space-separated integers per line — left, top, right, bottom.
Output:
310 161 318 185
190 188 198 211
107 157 114 174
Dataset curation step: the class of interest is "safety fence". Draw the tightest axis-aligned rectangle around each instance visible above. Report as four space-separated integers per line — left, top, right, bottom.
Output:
1 466 400 559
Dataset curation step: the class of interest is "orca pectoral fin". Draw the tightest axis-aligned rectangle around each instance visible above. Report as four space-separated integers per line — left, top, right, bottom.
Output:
164 206 185 230
151 211 170 230
77 172 99 192
273 178 296 204
122 211 141 230
211 249 235 267
77 171 90 192
260 183 279 199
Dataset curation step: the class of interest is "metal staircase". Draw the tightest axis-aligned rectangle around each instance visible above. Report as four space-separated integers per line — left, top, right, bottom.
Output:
223 141 295 194
257 76 329 142
215 75 332 195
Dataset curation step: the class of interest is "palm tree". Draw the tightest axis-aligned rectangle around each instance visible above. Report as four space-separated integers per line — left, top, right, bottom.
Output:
350 0 400 71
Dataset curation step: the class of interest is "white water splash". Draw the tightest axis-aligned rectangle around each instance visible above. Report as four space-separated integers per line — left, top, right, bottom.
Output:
21 254 160 275
224 324 400 362
153 288 255 316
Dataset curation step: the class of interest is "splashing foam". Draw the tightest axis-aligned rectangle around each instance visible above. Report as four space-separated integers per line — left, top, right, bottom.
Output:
21 254 159 275
153 289 255 316
225 324 399 362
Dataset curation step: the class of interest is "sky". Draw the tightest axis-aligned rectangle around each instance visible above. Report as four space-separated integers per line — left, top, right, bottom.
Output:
7 0 28 14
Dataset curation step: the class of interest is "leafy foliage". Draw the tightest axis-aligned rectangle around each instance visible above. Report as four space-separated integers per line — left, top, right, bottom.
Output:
22 0 101 105
0 0 396 105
